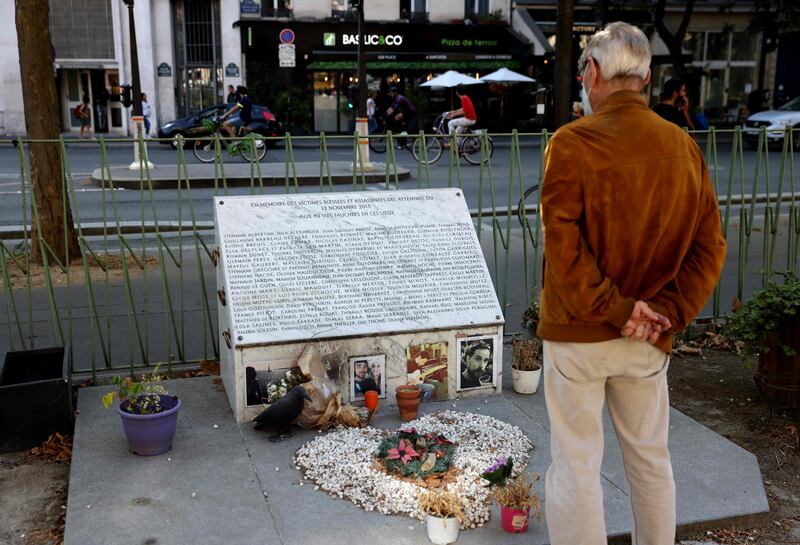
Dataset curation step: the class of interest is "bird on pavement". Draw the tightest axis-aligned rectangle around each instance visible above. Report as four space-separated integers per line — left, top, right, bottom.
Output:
253 385 312 442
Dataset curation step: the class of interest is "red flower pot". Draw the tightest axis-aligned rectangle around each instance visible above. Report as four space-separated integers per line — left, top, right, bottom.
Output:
500 505 530 533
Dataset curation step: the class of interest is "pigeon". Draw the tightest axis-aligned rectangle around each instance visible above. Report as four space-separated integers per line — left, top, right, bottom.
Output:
253 385 312 442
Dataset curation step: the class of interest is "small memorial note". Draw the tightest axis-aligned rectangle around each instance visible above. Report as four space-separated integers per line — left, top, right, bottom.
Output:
214 189 503 345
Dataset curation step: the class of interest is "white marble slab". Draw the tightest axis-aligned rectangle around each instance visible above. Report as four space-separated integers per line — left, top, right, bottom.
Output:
214 189 503 346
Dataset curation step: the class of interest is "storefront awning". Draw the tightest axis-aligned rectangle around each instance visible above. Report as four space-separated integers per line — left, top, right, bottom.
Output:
306 60 521 71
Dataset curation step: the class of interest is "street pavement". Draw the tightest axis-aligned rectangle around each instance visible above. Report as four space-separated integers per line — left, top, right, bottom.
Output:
0 134 794 229
63 373 768 545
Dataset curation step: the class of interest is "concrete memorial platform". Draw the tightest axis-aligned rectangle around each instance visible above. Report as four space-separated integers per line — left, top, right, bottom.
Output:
63 375 770 545
214 189 505 422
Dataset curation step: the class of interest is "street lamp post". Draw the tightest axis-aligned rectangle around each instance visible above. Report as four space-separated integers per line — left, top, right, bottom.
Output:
353 0 373 172
123 0 154 170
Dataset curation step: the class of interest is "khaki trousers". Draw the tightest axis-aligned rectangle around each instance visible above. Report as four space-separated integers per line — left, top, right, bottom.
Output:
543 338 676 545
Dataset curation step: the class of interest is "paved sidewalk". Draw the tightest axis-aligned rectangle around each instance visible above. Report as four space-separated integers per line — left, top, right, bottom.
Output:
64 366 769 545
91 161 411 189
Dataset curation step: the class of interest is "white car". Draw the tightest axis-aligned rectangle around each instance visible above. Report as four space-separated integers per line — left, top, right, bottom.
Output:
743 96 800 149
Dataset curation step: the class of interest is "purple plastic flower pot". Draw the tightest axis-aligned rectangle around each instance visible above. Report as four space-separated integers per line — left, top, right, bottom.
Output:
117 395 181 456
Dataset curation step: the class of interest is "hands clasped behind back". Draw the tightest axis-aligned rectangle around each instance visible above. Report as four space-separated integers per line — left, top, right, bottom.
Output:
621 300 671 344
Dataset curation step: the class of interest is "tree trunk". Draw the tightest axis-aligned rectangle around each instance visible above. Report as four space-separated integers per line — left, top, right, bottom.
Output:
15 0 80 265
654 0 696 81
554 0 574 129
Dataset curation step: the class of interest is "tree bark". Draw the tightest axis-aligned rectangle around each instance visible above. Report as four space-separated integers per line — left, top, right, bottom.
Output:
554 0 574 129
15 0 80 264
654 0 696 81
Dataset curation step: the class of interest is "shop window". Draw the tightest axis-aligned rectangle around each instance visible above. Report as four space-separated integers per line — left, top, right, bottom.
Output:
173 0 223 117
332 0 357 19
49 0 114 60
681 32 703 63
731 32 758 62
706 32 730 61
466 0 492 18
111 107 122 129
400 0 428 21
728 66 756 107
262 0 291 17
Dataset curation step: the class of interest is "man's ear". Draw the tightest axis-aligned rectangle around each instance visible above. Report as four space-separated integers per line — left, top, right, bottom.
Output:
643 68 652 86
586 57 598 85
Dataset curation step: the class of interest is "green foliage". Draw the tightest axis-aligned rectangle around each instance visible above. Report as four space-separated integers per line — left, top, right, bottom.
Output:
725 272 800 357
481 456 514 487
101 365 169 415
376 428 455 478
274 89 313 133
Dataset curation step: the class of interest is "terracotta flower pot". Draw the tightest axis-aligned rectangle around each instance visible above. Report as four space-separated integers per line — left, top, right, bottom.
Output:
395 384 422 421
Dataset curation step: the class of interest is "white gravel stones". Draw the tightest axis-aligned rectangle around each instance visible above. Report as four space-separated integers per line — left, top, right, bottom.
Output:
293 411 533 527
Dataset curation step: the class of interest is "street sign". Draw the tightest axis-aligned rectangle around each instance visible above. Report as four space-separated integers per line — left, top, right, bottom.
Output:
225 63 240 77
279 44 296 67
279 28 295 45
157 63 172 77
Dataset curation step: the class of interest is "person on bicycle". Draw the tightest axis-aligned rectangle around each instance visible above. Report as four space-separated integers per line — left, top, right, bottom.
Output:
385 87 417 145
446 85 477 147
220 85 252 139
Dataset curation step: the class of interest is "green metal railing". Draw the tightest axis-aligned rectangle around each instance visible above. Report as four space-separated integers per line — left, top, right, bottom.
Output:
0 125 796 376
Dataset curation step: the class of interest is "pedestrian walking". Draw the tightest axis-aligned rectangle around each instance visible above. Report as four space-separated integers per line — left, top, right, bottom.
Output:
226 84 237 106
95 87 110 132
367 90 378 134
76 95 92 140
141 93 151 137
538 22 726 545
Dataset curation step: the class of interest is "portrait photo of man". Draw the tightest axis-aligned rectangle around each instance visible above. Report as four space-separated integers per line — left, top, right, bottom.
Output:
457 337 496 390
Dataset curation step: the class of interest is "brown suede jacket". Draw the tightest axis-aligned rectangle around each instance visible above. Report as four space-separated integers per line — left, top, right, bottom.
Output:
538 90 727 353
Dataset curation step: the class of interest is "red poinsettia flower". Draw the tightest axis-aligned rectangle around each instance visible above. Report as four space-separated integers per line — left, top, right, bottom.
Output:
386 438 420 465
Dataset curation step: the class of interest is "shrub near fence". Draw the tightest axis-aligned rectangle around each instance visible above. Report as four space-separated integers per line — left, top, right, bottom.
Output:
0 126 797 375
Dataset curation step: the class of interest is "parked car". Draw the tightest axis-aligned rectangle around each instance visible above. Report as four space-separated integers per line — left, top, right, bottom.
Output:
157 104 284 148
742 96 800 149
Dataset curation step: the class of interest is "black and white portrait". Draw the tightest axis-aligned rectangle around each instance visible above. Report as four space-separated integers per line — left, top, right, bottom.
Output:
456 336 497 390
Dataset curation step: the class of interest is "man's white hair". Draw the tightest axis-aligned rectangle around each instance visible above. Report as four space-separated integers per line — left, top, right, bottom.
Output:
579 22 651 81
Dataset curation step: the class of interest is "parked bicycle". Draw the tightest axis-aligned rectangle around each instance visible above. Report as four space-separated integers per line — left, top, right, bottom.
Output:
192 114 267 163
411 112 494 166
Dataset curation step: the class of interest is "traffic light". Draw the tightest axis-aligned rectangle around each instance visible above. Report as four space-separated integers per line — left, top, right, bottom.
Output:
120 84 132 108
346 84 358 111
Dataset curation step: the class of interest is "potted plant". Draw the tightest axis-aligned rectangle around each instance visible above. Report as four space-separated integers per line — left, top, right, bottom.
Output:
520 289 540 336
418 489 465 544
102 365 181 456
510 336 542 394
395 383 422 421
725 272 800 409
481 457 541 533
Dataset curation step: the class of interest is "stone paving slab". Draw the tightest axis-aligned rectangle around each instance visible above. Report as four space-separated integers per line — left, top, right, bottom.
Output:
65 378 281 545
91 161 410 189
65 374 769 545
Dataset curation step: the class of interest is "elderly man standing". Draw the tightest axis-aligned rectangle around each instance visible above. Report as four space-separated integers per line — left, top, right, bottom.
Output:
538 22 727 545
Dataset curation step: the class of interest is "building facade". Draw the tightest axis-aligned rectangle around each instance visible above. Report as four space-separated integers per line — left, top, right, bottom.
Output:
0 0 243 137
0 0 548 136
1 0 788 135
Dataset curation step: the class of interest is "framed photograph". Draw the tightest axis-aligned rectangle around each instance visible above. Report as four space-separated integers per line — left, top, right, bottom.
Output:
456 336 497 391
244 362 306 407
350 354 386 401
406 342 449 403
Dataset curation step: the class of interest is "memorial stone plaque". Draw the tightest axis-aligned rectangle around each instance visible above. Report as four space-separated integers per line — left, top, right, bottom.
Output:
214 189 503 346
